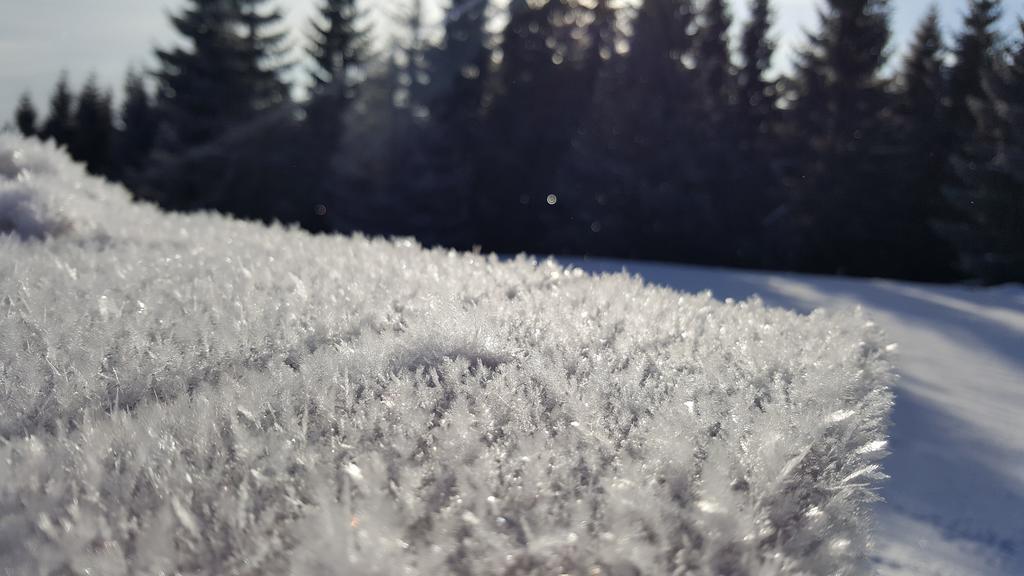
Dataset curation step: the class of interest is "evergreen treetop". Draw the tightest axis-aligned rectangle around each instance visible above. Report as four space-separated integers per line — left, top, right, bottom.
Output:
154 0 291 150
950 0 1004 136
42 72 75 147
738 0 776 126
947 18 1024 282
70 75 115 177
695 0 735 106
14 93 38 137
118 69 159 181
308 0 371 93
787 0 897 275
891 7 961 281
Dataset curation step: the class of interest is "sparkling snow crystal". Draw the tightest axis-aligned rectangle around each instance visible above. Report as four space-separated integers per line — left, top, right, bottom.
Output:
0 135 893 575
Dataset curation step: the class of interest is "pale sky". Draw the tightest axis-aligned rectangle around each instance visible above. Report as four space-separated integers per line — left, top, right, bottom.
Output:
1 0 1021 121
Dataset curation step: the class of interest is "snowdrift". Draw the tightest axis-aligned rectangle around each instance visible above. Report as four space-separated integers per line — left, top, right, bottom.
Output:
0 135 893 575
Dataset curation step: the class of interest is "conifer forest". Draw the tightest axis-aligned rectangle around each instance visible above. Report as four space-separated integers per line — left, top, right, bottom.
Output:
10 0 1024 284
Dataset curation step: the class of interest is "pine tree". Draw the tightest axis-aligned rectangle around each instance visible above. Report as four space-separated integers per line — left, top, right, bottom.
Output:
14 93 37 137
947 19 1024 283
893 7 959 279
150 0 293 209
116 70 159 187
738 0 775 128
153 0 291 152
69 75 115 177
396 0 432 117
299 0 372 232
950 0 1003 141
479 0 583 252
733 0 781 266
786 0 898 276
413 0 492 248
548 0 620 255
236 0 292 111
695 0 735 113
307 0 370 94
429 0 490 117
41 72 75 147
611 0 706 261
694 0 744 263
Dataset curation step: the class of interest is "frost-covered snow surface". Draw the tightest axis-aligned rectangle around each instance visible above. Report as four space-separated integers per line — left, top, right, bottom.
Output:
568 260 1024 576
0 136 894 575
0 135 897 573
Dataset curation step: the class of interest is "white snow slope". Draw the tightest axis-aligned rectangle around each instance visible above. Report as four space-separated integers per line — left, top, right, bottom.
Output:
0 136 896 575
568 260 1024 576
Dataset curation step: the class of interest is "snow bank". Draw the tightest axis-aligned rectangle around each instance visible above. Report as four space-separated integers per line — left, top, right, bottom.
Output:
0 135 893 575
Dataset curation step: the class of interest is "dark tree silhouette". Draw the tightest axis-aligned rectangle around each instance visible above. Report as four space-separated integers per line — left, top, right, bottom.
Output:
308 0 370 91
116 69 159 187
479 0 582 252
6 0 1016 283
149 0 293 209
611 0 706 261
950 0 1004 141
786 0 899 276
14 93 38 137
738 0 776 130
893 7 959 280
69 75 115 177
41 72 75 147
153 0 291 151
301 0 372 231
694 0 745 264
946 18 1024 283
733 0 782 266
409 0 493 248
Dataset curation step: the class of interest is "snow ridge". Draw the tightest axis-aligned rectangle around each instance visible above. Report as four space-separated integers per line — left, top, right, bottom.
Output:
0 135 893 575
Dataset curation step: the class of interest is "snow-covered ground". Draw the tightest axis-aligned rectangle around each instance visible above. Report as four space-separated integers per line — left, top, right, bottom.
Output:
2 135 1019 574
1 136 896 574
569 258 1024 576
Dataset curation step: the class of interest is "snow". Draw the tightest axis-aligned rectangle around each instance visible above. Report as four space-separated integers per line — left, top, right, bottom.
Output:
568 259 1024 576
0 135 894 574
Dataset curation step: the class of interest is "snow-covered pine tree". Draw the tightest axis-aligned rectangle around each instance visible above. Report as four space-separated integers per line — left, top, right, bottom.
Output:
14 93 37 137
892 7 959 280
41 72 75 148
946 19 1024 283
69 75 115 178
786 0 898 276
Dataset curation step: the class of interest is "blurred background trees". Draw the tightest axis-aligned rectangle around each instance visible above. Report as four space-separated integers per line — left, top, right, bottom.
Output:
9 0 1024 284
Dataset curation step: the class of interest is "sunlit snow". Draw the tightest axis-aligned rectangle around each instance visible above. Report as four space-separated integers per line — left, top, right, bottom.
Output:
0 135 896 574
571 258 1024 576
